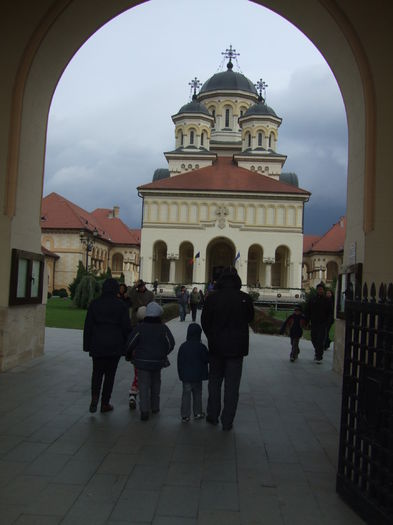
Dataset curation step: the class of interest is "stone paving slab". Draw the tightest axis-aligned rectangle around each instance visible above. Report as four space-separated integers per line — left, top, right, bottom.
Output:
0 312 365 524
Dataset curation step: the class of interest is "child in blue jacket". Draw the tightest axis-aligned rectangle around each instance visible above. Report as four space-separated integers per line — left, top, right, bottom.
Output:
177 323 209 422
280 306 306 362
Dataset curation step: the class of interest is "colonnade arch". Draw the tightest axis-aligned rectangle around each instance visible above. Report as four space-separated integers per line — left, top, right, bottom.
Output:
205 237 236 283
152 241 169 283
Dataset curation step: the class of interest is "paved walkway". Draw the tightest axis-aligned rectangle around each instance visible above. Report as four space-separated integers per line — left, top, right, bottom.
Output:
0 313 364 524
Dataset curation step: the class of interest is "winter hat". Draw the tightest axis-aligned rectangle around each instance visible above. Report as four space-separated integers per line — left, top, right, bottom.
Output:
136 306 147 321
146 302 163 318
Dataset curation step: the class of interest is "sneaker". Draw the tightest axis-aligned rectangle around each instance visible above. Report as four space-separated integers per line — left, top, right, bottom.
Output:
194 413 205 420
140 411 149 421
129 396 137 409
101 403 114 413
315 358 323 364
182 416 190 423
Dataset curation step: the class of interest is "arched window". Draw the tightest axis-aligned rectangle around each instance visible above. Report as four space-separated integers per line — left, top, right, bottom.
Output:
112 253 123 272
201 131 204 147
248 132 251 148
180 130 184 146
225 108 230 127
190 130 194 145
258 132 262 147
269 133 274 149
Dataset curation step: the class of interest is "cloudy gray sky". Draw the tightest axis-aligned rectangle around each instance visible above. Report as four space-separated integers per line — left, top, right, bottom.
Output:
44 0 348 235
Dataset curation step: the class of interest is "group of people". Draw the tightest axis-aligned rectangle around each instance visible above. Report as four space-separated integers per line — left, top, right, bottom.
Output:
176 285 204 322
83 275 334 430
83 270 254 430
280 282 334 363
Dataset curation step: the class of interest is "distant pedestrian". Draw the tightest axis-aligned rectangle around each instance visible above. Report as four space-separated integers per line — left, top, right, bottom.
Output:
177 323 209 422
83 278 131 413
280 306 306 362
304 283 333 363
176 285 189 322
125 302 175 421
128 279 154 327
198 289 204 309
201 267 254 431
189 287 200 322
324 289 335 350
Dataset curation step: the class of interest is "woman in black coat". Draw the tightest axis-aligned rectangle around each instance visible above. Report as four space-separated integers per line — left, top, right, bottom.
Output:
83 278 131 413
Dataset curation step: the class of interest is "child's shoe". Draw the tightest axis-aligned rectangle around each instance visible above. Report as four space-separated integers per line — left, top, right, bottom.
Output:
181 416 190 423
194 412 205 420
129 395 137 409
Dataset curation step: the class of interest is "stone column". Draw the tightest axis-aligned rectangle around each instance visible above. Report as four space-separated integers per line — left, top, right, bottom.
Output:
265 263 272 287
169 259 176 283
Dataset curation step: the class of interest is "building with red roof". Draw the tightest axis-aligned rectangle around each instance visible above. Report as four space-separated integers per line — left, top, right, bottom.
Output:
302 217 346 289
41 192 140 292
137 49 310 296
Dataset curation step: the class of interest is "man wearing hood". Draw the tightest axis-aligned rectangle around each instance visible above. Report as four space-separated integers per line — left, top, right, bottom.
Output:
201 267 254 430
83 278 131 413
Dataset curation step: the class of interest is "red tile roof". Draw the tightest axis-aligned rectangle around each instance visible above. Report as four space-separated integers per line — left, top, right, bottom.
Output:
41 193 140 246
138 157 310 196
303 235 321 252
304 217 346 254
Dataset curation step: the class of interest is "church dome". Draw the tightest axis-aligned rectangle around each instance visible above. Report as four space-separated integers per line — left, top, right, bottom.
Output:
199 62 258 96
153 168 170 182
243 96 278 118
176 95 211 116
280 172 299 187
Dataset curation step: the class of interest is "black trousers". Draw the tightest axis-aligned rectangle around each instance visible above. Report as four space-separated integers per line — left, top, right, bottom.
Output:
207 355 243 427
311 323 328 360
190 303 198 322
91 356 120 404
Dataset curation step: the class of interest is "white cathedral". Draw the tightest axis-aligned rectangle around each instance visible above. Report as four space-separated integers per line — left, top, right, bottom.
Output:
138 47 310 296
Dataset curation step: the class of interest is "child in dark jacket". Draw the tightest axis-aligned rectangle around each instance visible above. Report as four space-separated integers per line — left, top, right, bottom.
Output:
177 323 209 422
125 302 175 421
280 306 306 362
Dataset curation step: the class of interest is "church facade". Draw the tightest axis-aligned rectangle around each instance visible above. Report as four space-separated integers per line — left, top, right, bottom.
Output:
138 49 310 296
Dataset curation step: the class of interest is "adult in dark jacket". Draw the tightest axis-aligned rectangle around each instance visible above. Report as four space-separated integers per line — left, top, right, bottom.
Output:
127 279 154 327
201 268 254 430
125 302 175 420
304 283 333 363
177 323 209 421
83 278 131 413
176 285 190 321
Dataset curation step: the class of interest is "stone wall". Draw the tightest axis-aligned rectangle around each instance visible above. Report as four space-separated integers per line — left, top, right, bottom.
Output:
0 304 45 371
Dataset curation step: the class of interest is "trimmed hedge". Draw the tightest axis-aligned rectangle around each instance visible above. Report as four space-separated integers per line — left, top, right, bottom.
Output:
250 307 283 335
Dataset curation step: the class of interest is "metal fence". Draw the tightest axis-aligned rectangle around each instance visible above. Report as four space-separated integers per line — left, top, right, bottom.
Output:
336 282 393 524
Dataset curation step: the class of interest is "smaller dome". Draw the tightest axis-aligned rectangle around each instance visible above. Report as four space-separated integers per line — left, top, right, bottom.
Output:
153 168 170 182
280 172 299 187
243 96 278 118
176 95 211 117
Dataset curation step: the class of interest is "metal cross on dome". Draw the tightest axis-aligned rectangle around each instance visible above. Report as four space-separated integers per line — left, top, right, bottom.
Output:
222 44 240 63
255 78 268 99
189 77 202 97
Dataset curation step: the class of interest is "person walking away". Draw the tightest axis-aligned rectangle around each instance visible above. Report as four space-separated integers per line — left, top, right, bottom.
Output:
128 279 154 327
176 285 189 322
324 289 335 350
83 278 131 413
198 289 204 309
280 306 306 362
201 267 254 431
304 283 333 363
189 287 200 322
126 302 175 420
128 306 147 409
177 323 209 422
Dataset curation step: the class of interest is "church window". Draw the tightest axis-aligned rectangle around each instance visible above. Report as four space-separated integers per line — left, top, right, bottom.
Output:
181 164 185 169
180 131 184 146
201 132 204 146
258 132 262 147
225 108 230 127
251 165 255 171
269 133 273 148
248 133 251 148
188 164 192 169
190 130 194 145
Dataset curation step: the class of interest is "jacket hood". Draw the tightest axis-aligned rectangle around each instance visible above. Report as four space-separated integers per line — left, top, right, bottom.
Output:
216 269 242 290
187 323 202 342
102 278 120 295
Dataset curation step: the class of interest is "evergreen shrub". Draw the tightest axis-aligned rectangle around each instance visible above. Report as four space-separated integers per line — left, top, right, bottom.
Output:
73 275 102 309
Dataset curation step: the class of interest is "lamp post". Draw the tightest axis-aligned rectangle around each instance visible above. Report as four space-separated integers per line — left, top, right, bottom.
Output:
79 228 98 270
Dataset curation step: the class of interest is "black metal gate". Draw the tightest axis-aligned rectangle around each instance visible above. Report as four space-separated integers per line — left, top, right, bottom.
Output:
337 282 393 524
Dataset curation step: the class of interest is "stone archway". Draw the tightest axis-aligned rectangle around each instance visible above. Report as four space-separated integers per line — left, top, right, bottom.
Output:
152 241 169 283
206 237 236 283
178 241 194 285
1 0 388 373
247 244 264 287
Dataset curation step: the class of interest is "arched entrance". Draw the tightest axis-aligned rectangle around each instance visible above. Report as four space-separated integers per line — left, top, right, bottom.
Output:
178 241 194 285
247 244 264 286
152 240 169 283
206 237 236 283
272 245 290 288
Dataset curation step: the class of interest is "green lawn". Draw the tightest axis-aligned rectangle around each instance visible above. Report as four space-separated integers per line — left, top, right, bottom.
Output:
46 297 87 329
